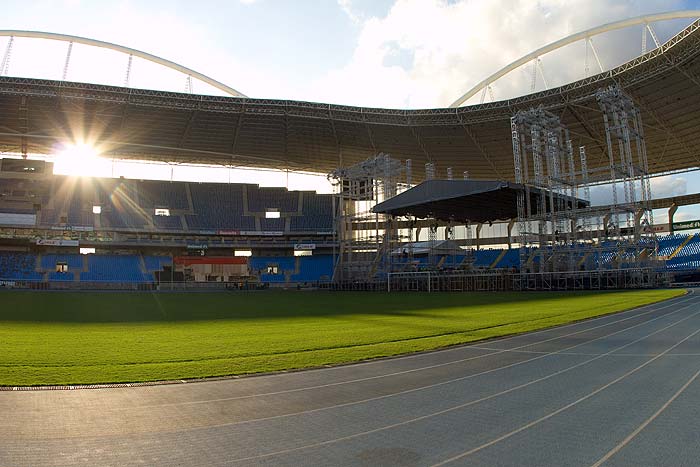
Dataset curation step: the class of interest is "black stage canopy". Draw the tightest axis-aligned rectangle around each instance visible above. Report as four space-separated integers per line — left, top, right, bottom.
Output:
372 180 588 224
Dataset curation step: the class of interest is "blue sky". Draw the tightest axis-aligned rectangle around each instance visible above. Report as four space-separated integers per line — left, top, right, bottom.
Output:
1 0 700 221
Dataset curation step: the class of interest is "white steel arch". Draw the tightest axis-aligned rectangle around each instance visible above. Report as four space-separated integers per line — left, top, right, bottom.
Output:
0 30 247 97
449 10 700 108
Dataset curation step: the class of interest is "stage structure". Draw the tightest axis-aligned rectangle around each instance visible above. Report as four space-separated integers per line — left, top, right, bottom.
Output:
510 85 662 289
328 153 408 282
331 86 666 291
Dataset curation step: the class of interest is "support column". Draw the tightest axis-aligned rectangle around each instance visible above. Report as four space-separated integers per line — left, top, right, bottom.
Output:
634 209 645 241
507 219 516 249
475 223 483 250
603 213 611 239
669 203 678 234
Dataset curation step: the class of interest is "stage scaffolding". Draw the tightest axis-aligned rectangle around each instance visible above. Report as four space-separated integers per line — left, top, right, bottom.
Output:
330 86 665 291
329 153 407 282
386 268 667 293
510 85 663 290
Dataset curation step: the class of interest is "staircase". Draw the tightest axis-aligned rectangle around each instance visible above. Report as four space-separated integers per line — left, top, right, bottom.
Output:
669 234 695 259
578 251 592 268
490 249 507 268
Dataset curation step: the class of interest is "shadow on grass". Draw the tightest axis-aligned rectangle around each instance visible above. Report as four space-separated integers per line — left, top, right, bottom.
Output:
0 289 636 323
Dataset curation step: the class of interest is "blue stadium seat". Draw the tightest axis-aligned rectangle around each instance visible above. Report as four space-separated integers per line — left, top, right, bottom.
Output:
80 255 152 283
0 252 42 280
291 255 334 282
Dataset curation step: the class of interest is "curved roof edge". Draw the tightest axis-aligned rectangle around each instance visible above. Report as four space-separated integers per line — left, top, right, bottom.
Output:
0 30 247 98
450 10 700 108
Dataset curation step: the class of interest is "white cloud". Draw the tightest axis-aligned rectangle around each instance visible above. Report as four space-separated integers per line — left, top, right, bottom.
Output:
338 0 363 24
1 0 689 108
310 0 685 108
0 1 289 100
651 176 687 199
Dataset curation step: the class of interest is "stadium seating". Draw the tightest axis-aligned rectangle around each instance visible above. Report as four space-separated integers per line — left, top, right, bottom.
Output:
259 218 285 231
664 233 700 270
153 214 183 230
495 249 520 268
80 255 152 282
96 180 149 229
4 233 700 285
0 252 42 281
658 234 687 256
0 176 334 234
186 183 254 230
41 254 82 270
291 255 334 282
290 193 333 231
473 249 502 268
143 255 172 272
247 187 298 213
249 256 296 283
138 180 189 210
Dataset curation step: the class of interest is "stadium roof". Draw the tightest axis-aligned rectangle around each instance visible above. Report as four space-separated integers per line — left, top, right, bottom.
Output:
0 19 699 180
372 179 588 223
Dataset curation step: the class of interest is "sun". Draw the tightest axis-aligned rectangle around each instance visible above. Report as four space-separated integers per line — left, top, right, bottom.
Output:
53 143 111 177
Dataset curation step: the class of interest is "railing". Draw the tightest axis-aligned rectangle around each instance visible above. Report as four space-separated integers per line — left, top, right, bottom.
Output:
670 282 700 288
0 278 332 291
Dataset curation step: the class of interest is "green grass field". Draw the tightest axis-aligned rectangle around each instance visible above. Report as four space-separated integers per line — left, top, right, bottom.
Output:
0 289 684 386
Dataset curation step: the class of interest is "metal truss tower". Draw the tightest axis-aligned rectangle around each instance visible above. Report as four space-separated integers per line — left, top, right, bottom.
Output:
511 85 661 289
596 85 654 233
328 153 406 283
511 106 579 275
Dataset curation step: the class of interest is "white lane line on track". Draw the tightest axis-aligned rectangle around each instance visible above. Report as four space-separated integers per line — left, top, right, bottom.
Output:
589 366 700 467
468 346 700 357
430 321 700 466
134 293 698 408
203 291 694 375
199 296 700 463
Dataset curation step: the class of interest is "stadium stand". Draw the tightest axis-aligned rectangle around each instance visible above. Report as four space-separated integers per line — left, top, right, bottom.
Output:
3 171 700 286
186 183 252 230
80 255 151 283
291 255 335 282
473 249 502 268
97 180 149 229
495 249 520 269
0 252 42 281
139 180 189 210
0 175 334 233
290 193 334 232
247 187 298 213
41 254 82 270
249 256 296 283
4 234 700 284
665 233 700 270
143 255 173 272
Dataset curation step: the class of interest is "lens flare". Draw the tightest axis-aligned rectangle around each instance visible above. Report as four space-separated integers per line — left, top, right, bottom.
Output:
53 143 110 177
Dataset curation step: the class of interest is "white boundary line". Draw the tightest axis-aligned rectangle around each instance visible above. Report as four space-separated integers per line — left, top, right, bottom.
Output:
219 299 700 463
589 366 700 467
432 322 700 466
130 293 696 408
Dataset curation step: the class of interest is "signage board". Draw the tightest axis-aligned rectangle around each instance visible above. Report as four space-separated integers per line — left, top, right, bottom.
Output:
49 225 94 232
36 239 79 247
239 231 284 236
0 213 36 226
672 219 700 231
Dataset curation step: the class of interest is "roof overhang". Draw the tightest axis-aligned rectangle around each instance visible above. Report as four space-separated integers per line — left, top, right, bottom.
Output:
372 179 589 223
0 18 699 180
